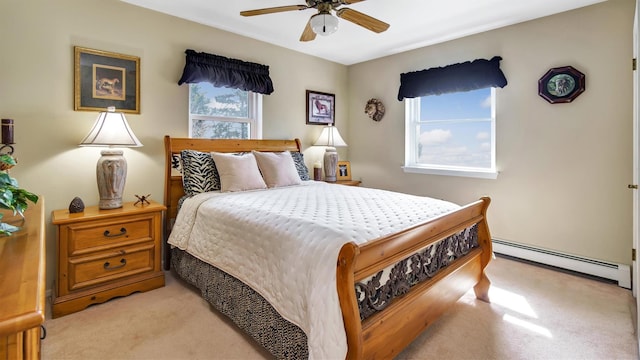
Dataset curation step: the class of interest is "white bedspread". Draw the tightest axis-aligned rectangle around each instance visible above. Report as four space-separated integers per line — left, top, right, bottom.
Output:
168 181 459 359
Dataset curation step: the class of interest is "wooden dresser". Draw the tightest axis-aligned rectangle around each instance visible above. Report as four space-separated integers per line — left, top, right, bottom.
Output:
51 201 165 318
0 200 45 360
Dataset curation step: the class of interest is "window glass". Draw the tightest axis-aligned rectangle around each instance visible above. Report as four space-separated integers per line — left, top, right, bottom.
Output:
191 119 249 139
189 82 261 139
405 88 497 178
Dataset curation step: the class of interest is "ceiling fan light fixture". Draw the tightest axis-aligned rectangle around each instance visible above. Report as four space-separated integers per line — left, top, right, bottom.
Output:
310 12 338 36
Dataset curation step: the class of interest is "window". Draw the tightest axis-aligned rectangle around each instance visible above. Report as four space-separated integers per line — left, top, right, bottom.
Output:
189 82 262 139
404 87 497 179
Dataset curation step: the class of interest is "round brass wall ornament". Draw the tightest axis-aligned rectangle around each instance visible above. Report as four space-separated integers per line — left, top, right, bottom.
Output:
365 98 385 122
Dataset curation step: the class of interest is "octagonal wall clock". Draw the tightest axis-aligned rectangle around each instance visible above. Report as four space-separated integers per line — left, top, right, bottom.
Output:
538 66 585 104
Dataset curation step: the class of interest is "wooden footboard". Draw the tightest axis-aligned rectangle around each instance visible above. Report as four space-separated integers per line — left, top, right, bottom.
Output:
336 197 492 360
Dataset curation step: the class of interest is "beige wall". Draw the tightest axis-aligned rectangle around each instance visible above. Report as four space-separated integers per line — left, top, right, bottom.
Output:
348 0 635 265
0 0 347 288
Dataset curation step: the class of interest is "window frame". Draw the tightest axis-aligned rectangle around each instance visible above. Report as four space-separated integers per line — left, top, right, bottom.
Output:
403 88 498 179
188 83 263 139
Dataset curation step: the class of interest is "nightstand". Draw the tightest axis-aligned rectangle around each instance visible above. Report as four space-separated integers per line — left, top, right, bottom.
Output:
327 180 361 186
51 201 166 318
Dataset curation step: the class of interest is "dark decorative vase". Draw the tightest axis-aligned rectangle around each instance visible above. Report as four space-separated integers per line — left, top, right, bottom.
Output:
69 197 85 213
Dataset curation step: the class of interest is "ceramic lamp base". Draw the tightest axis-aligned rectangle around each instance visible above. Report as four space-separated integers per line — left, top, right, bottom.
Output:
323 147 338 182
96 149 127 209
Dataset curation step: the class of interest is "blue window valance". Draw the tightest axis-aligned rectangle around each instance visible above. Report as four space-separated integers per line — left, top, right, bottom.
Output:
397 56 507 101
177 49 274 95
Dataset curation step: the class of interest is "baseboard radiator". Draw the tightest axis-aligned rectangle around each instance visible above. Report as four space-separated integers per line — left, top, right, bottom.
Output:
492 238 631 289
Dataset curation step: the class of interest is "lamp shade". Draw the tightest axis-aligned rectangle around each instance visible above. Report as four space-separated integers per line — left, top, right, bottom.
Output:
313 125 347 148
79 107 143 147
310 12 339 36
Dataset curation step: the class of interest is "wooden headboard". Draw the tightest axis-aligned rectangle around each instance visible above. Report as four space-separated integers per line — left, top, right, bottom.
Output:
162 135 302 269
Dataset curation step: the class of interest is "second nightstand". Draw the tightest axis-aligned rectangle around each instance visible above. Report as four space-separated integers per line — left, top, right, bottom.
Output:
326 180 361 186
51 201 166 318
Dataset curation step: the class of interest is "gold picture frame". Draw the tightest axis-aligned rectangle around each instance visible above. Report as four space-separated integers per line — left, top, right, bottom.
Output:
74 46 140 114
337 161 351 181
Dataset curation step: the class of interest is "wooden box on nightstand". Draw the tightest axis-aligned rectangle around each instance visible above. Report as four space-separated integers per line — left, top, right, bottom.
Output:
51 201 166 318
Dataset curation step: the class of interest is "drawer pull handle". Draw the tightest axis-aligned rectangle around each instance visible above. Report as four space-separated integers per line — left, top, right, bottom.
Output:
103 258 127 270
103 228 127 238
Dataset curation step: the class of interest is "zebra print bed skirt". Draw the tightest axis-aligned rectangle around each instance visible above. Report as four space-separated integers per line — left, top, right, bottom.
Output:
171 248 309 360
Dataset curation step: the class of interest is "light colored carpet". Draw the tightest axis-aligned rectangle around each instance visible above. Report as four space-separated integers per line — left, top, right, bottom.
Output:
42 256 638 359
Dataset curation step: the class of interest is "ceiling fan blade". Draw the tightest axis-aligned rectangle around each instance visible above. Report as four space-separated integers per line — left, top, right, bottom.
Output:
336 8 389 33
339 0 366 4
240 5 308 17
300 18 317 42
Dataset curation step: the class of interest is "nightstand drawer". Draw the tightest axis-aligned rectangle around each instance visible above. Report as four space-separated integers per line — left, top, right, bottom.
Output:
68 243 155 291
65 216 154 256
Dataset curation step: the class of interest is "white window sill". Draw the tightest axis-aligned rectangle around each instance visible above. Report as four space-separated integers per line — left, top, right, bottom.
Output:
402 166 499 179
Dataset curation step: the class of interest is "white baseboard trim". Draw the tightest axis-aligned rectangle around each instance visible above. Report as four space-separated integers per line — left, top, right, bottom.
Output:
492 238 631 289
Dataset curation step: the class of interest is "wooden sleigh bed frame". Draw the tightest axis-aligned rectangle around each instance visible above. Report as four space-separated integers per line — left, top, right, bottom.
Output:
163 135 492 360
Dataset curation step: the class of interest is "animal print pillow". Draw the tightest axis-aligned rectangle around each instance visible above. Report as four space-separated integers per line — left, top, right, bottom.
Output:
290 152 310 181
171 153 183 176
180 150 221 196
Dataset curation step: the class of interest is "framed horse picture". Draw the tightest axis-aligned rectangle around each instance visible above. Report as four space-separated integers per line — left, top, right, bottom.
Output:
306 90 335 125
74 46 140 114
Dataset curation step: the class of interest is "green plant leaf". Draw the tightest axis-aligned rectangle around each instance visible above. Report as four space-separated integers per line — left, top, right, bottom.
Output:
0 221 20 236
0 189 14 210
0 173 38 223
0 172 13 185
0 154 16 166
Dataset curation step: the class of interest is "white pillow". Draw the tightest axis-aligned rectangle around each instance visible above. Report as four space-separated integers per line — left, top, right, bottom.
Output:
252 151 302 188
210 152 267 192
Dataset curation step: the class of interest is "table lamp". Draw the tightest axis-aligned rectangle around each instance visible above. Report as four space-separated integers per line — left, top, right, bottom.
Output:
79 106 142 209
313 124 347 182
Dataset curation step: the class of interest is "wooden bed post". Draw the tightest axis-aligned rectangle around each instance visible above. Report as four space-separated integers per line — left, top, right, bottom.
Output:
337 242 363 360
473 196 492 302
163 135 173 270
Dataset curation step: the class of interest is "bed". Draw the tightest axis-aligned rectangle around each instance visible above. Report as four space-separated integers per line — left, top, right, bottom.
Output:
163 135 492 360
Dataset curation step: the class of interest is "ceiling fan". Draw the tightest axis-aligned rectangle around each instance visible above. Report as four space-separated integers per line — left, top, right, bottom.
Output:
240 0 390 42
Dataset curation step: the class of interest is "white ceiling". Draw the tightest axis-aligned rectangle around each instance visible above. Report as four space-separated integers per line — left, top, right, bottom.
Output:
121 0 605 65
